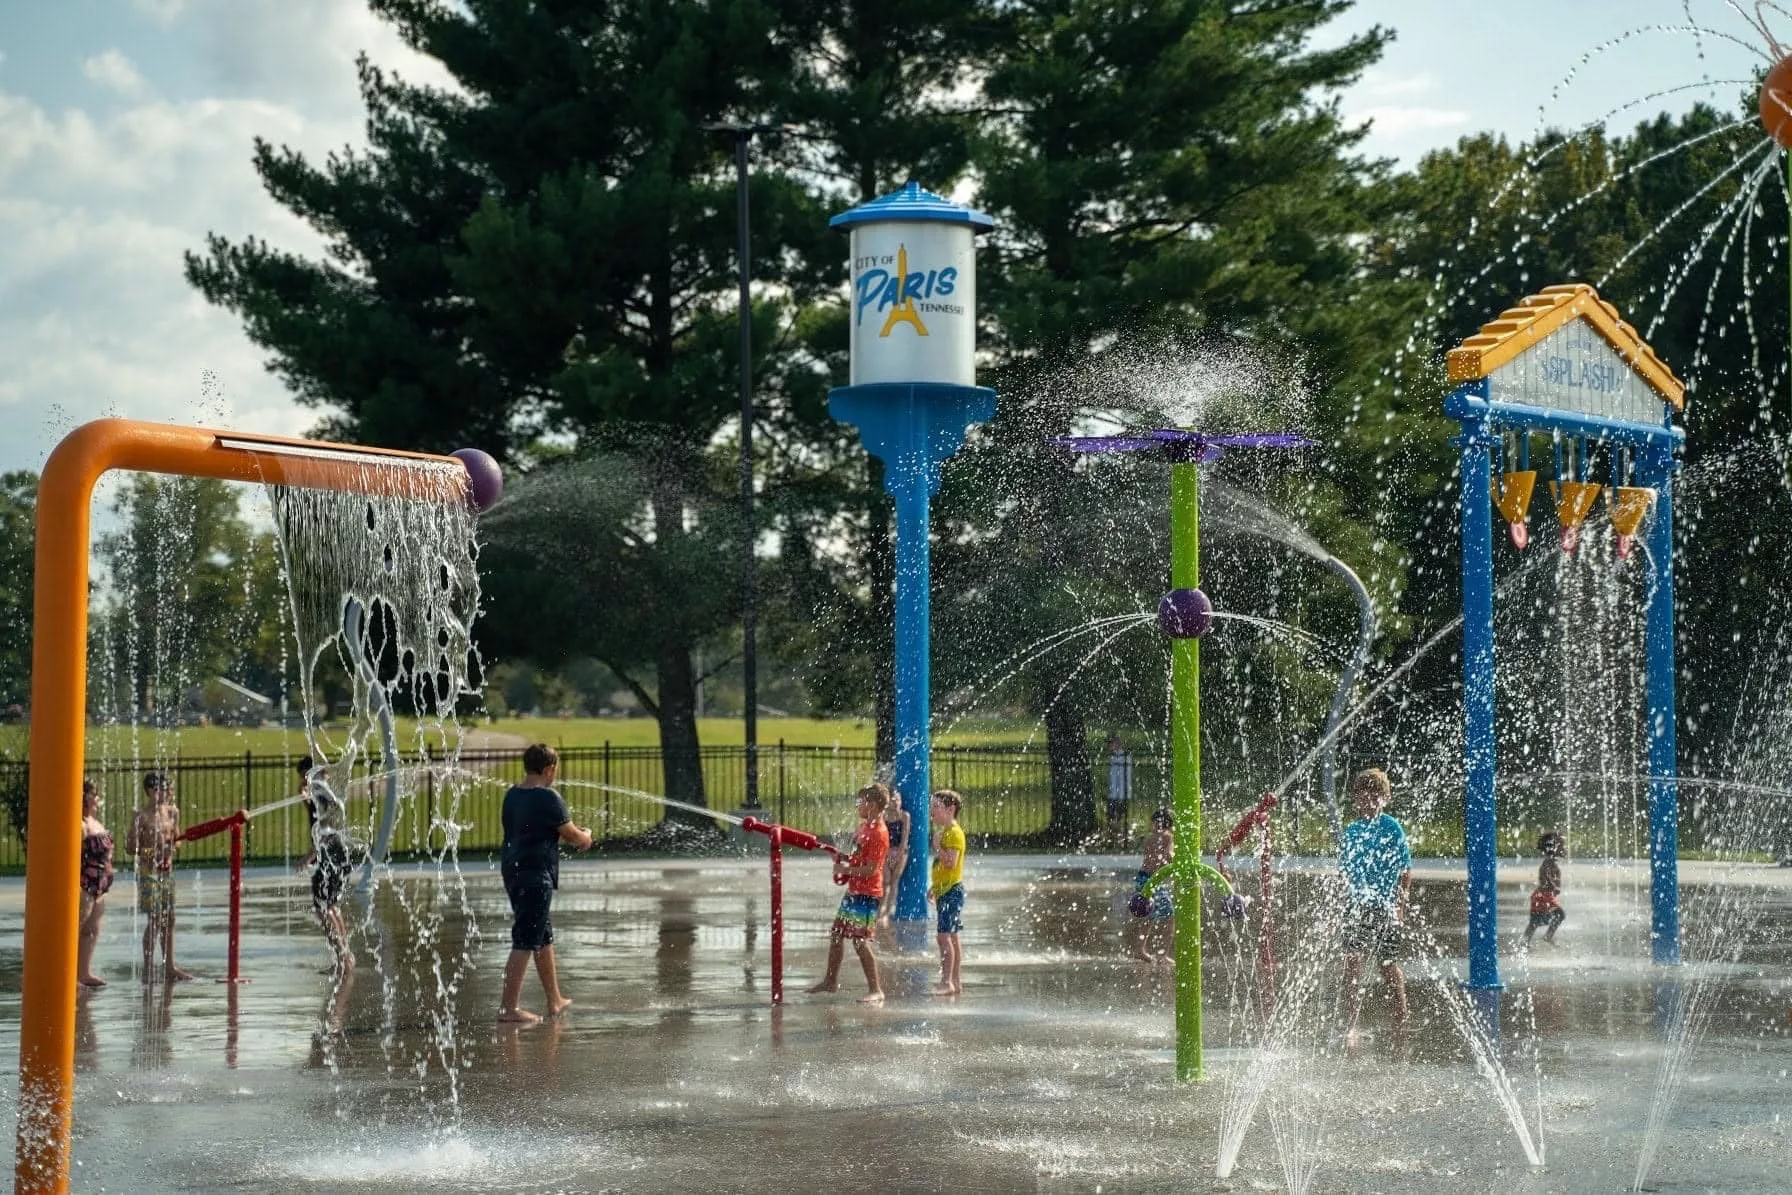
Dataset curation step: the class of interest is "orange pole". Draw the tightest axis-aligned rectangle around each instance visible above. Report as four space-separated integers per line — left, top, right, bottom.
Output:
16 419 465 1193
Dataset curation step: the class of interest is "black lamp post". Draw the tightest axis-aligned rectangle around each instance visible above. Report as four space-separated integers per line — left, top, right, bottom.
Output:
703 120 781 810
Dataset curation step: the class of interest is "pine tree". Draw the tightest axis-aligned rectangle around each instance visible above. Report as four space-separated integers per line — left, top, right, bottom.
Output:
939 0 1392 836
759 0 994 760
187 0 832 813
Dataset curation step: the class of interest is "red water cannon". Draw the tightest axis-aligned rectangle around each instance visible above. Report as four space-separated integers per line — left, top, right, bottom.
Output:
741 816 851 1005
1215 790 1278 865
176 809 249 985
178 809 247 844
741 816 846 876
1213 790 1278 1018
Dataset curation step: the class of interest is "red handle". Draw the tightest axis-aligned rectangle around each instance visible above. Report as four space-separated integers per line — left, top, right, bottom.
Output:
179 809 247 843
1215 791 1278 864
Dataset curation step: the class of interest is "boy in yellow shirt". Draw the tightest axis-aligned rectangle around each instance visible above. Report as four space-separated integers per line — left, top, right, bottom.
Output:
929 790 967 996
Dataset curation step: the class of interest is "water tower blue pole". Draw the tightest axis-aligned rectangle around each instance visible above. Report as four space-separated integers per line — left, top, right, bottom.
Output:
1456 402 1503 1008
828 183 995 949
831 384 994 937
1640 441 1680 966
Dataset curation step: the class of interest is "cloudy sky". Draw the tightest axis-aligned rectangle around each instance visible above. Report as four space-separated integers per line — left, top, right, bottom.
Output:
0 1 1770 476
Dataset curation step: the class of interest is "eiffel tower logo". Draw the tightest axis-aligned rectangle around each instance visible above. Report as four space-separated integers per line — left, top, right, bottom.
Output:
878 243 929 338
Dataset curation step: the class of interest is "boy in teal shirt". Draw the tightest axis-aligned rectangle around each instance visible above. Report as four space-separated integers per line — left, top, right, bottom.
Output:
1338 768 1410 1045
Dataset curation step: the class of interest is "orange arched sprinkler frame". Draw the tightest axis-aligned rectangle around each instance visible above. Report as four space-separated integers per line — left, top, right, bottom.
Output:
14 419 471 1193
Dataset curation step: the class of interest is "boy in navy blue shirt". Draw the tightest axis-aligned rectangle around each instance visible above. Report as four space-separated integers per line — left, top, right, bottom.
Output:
1338 768 1410 1045
498 744 593 1024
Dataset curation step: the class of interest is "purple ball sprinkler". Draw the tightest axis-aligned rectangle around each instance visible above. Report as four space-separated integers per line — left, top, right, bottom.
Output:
1157 587 1214 638
450 448 504 513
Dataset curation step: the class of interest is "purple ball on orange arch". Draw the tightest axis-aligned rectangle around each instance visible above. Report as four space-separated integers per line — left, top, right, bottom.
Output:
1157 587 1213 638
450 448 503 513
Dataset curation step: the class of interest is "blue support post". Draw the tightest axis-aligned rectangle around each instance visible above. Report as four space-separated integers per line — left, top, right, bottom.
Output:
1457 404 1503 1002
1641 445 1681 966
831 382 995 944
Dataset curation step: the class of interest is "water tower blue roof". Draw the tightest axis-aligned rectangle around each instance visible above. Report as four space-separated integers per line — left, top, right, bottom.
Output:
829 181 995 231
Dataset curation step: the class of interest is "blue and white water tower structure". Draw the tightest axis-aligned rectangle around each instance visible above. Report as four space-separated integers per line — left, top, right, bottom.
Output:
829 182 996 943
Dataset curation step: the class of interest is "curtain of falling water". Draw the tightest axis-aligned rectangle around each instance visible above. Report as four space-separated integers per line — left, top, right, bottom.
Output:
267 465 484 1137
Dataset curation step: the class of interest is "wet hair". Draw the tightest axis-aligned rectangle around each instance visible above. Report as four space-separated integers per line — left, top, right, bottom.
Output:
1538 830 1565 855
856 782 891 814
523 743 559 775
933 789 963 816
142 771 169 794
81 777 98 801
296 755 314 778
1151 807 1174 830
1350 768 1392 805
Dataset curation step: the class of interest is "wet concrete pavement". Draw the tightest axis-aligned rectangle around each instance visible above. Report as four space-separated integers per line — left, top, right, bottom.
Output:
1 854 1789 1192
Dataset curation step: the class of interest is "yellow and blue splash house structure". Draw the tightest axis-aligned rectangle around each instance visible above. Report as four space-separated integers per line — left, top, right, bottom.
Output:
829 183 996 941
1446 285 1687 1013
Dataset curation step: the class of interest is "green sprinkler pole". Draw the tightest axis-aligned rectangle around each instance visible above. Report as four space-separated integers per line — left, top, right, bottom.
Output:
1169 459 1203 1081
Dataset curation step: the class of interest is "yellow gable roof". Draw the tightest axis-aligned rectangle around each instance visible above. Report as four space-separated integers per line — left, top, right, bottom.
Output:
1445 283 1685 411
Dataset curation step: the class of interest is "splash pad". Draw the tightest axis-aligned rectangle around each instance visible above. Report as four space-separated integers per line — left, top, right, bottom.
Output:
14 419 493 1192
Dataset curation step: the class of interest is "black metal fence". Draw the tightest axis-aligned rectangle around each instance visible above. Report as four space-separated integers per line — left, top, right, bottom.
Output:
0 742 1181 868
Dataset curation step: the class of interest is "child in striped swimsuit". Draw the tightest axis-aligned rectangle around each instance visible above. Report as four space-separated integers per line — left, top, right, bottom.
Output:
78 779 114 988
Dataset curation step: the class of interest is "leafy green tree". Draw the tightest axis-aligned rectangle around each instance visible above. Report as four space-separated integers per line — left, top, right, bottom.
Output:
0 473 37 710
187 0 843 811
759 0 997 759
937 0 1392 834
478 450 744 826
92 478 269 725
1361 104 1785 778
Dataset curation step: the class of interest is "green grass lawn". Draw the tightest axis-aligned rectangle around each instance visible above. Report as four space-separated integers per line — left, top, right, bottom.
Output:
72 715 1049 761
481 715 1044 750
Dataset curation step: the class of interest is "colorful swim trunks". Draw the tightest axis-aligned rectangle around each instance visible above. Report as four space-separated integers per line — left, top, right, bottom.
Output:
832 893 879 940
138 869 174 919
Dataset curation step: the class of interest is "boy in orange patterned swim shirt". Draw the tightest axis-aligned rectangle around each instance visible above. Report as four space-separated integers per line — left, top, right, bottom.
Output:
807 783 890 1004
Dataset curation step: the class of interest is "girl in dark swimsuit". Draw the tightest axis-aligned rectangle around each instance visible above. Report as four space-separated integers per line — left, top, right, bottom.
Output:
78 779 114 988
877 789 912 927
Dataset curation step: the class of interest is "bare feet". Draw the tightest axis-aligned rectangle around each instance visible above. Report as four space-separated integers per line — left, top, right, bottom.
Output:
548 995 573 1017
1131 951 1155 963
856 991 885 1006
165 966 195 983
78 975 107 989
497 1007 541 1025
806 980 838 995
931 984 961 998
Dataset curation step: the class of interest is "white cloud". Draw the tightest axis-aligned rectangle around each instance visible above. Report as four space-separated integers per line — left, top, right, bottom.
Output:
83 50 149 99
1354 104 1473 137
0 0 451 477
184 0 454 112
1356 70 1440 100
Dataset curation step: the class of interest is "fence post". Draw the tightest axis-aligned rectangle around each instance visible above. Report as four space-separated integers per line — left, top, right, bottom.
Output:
950 745 958 791
426 766 437 855
602 740 612 839
242 750 252 856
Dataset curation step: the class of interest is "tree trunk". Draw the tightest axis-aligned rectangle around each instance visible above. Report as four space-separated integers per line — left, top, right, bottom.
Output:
1045 699 1094 845
648 462 712 835
866 457 896 765
653 635 709 826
